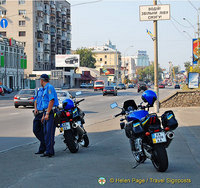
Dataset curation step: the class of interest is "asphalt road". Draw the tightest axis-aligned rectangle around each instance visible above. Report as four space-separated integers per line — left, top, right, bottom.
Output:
0 87 200 187
0 87 175 152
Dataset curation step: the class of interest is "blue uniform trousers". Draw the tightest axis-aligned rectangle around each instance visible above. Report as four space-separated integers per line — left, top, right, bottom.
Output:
43 112 55 155
33 113 46 152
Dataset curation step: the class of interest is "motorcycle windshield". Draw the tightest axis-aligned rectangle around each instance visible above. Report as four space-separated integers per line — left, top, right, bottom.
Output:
127 110 149 122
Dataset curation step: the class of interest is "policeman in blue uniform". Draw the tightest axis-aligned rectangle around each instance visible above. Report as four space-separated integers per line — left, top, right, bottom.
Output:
33 87 46 154
40 74 59 157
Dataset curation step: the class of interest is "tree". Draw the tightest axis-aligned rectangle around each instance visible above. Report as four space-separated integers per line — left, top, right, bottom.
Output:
137 64 163 82
75 48 96 68
184 61 191 73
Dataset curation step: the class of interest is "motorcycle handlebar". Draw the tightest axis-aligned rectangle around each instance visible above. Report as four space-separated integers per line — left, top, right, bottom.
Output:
75 99 85 105
115 113 122 117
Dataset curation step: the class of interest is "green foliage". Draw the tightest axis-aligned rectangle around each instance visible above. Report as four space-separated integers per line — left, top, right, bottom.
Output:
75 48 96 68
184 61 191 73
137 64 162 82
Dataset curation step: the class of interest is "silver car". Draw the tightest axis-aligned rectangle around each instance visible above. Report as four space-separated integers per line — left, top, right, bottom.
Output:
14 89 36 108
56 90 72 109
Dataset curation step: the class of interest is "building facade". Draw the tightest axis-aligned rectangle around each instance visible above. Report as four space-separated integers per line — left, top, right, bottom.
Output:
0 0 71 78
0 36 25 90
91 43 121 83
121 56 136 81
133 50 150 67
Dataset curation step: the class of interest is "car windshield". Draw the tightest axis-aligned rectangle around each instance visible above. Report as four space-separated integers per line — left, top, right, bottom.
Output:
57 92 67 97
105 87 114 90
95 82 104 85
19 90 35 95
118 84 124 86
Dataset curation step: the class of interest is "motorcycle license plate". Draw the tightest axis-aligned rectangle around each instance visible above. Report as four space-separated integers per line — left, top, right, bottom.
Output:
61 122 71 130
152 132 167 144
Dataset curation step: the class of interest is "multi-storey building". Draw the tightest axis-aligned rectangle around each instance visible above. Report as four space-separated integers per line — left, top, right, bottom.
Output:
121 56 136 81
0 36 25 90
0 0 71 77
133 50 150 68
91 41 121 83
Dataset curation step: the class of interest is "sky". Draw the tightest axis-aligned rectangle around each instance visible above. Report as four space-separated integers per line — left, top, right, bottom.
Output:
68 0 200 70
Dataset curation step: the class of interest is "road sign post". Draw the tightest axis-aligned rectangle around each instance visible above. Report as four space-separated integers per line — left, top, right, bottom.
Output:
139 1 170 113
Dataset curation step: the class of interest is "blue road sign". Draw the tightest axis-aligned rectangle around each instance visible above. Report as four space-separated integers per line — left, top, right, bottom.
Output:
0 19 8 28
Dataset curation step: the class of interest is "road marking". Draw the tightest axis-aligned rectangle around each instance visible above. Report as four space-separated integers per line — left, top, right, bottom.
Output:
0 106 13 109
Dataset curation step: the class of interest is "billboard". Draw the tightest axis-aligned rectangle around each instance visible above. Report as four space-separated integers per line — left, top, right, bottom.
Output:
188 72 199 89
193 39 200 65
100 68 115 76
55 55 80 68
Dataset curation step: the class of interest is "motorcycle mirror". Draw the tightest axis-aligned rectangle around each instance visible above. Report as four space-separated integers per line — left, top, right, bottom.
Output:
76 91 82 96
110 102 118 109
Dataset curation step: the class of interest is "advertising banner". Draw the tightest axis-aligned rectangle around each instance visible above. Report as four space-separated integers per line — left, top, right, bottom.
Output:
100 68 115 76
188 72 199 89
193 39 200 65
55 55 80 68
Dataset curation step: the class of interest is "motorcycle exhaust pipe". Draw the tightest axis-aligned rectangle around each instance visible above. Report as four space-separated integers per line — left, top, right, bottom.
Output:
166 131 174 140
165 131 174 148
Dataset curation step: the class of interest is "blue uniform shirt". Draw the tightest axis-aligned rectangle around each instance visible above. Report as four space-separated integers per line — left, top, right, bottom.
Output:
42 83 59 110
34 88 44 111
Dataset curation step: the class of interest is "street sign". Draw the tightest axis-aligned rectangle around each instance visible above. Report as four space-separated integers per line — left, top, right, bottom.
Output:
139 4 170 21
0 19 8 28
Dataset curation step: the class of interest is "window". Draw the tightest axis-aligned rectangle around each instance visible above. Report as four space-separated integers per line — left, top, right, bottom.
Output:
19 31 26 37
19 0 25 5
18 10 26 15
105 61 107 64
1 46 4 50
22 42 26 47
100 58 102 61
0 0 6 5
0 31 6 36
38 42 41 48
0 10 7 16
19 20 26 26
105 55 107 58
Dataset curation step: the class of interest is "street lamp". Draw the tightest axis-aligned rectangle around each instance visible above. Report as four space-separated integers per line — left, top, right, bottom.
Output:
183 31 192 39
123 45 134 82
183 18 196 38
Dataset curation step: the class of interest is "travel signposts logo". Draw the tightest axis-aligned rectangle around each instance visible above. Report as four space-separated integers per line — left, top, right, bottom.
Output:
98 177 106 185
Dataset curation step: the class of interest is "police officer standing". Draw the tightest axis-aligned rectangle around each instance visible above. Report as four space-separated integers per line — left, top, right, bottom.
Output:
33 87 46 154
40 74 59 157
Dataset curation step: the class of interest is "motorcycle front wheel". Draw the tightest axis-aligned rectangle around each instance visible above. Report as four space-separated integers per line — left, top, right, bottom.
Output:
64 130 79 153
151 144 168 172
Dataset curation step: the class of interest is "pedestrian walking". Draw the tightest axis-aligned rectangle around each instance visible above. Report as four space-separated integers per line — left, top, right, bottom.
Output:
33 87 46 154
40 74 59 157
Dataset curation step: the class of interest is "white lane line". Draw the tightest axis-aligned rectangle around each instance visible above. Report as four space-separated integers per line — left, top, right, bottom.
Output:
0 106 13 109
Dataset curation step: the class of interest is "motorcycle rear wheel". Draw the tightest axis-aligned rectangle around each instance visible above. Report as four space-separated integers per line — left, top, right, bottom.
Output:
80 134 89 147
151 144 168 172
64 130 79 153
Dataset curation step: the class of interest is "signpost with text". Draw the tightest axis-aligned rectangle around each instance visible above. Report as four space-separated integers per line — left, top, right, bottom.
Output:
139 2 170 113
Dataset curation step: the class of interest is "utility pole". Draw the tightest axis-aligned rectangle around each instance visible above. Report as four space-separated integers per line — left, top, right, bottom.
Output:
16 44 19 91
153 0 159 113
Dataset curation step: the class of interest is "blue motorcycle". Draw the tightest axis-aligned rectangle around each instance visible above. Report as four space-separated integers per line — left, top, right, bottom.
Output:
111 90 178 172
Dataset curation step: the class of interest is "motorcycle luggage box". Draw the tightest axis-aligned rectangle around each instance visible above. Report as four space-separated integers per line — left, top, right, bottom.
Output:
161 110 178 130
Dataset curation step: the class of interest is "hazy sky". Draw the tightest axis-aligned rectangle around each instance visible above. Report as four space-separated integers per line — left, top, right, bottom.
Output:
68 0 200 70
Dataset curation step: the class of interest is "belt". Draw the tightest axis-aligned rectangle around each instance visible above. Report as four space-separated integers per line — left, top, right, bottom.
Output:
43 107 58 112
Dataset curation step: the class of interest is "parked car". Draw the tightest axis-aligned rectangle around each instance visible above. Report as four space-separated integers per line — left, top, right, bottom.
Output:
0 85 12 93
0 86 4 96
103 86 117 96
117 83 126 90
174 84 180 89
87 83 94 88
14 89 36 108
128 84 134 88
158 84 165 88
137 83 148 93
168 83 172 86
56 90 72 109
80 83 87 88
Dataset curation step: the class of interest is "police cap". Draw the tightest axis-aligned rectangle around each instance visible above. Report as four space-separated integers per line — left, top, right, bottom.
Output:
40 74 49 82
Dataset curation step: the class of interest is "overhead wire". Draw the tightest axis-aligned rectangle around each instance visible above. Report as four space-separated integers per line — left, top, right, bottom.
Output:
71 0 103 7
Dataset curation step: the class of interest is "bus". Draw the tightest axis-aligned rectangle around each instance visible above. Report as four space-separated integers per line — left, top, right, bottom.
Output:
94 80 105 91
